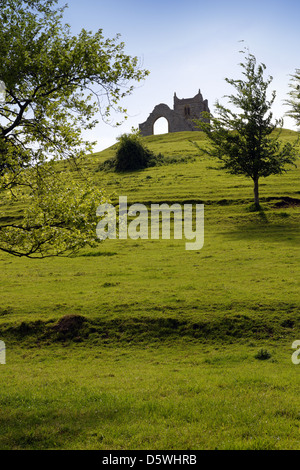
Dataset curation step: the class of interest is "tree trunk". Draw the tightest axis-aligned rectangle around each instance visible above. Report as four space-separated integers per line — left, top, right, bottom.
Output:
253 177 260 209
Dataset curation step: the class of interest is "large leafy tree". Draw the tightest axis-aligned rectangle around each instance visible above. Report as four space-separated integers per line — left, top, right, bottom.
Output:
0 0 148 257
194 52 297 209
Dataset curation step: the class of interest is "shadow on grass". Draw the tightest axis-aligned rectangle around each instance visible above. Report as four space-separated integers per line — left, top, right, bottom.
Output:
79 251 117 257
220 199 300 244
0 395 130 449
225 219 299 244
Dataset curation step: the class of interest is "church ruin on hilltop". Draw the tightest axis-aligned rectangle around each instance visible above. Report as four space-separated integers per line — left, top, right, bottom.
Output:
139 90 210 136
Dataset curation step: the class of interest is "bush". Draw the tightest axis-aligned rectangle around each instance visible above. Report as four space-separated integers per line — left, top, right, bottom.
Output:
254 348 272 360
115 133 154 172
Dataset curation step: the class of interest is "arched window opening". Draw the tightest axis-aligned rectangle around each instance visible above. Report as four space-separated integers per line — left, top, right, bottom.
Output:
184 106 191 117
153 117 169 135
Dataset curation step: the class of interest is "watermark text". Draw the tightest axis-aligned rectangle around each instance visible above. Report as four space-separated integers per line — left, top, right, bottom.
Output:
96 196 204 251
0 341 6 364
291 340 300 364
0 81 6 103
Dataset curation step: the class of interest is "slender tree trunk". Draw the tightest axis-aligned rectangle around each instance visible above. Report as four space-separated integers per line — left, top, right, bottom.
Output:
253 177 260 209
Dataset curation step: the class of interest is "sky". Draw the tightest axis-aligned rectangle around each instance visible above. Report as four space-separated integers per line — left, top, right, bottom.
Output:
57 0 300 151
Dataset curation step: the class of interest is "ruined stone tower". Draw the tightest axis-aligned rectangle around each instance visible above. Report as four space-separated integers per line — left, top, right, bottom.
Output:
139 90 210 136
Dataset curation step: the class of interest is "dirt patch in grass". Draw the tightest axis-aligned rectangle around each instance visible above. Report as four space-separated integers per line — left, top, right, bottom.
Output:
53 315 87 340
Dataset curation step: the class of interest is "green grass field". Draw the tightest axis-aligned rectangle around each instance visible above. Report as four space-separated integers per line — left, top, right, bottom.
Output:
0 130 299 449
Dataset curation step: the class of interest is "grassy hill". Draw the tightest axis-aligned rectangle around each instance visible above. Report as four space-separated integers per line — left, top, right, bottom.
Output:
0 130 299 449
88 129 300 205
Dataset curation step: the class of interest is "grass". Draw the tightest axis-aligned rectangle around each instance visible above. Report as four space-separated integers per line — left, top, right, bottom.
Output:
0 129 300 449
1 342 299 450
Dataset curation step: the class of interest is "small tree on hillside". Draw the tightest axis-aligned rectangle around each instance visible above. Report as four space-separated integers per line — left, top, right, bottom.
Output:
285 69 300 127
194 52 297 209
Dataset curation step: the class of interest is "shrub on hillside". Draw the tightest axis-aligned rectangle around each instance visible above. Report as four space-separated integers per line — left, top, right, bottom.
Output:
115 133 154 171
254 348 272 360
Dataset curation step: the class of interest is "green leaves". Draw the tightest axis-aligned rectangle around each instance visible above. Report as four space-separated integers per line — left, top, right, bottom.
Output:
114 131 155 172
194 52 298 208
0 0 149 257
0 161 108 257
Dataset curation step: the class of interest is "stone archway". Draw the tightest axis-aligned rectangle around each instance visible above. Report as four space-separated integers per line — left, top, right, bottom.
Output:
139 91 210 137
139 103 194 136
139 104 175 136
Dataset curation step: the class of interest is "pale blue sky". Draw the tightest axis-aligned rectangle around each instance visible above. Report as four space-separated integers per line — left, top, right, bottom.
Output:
58 0 300 151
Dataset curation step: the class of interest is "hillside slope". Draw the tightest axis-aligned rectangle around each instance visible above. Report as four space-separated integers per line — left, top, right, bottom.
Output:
88 129 300 205
0 130 300 450
0 130 299 343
